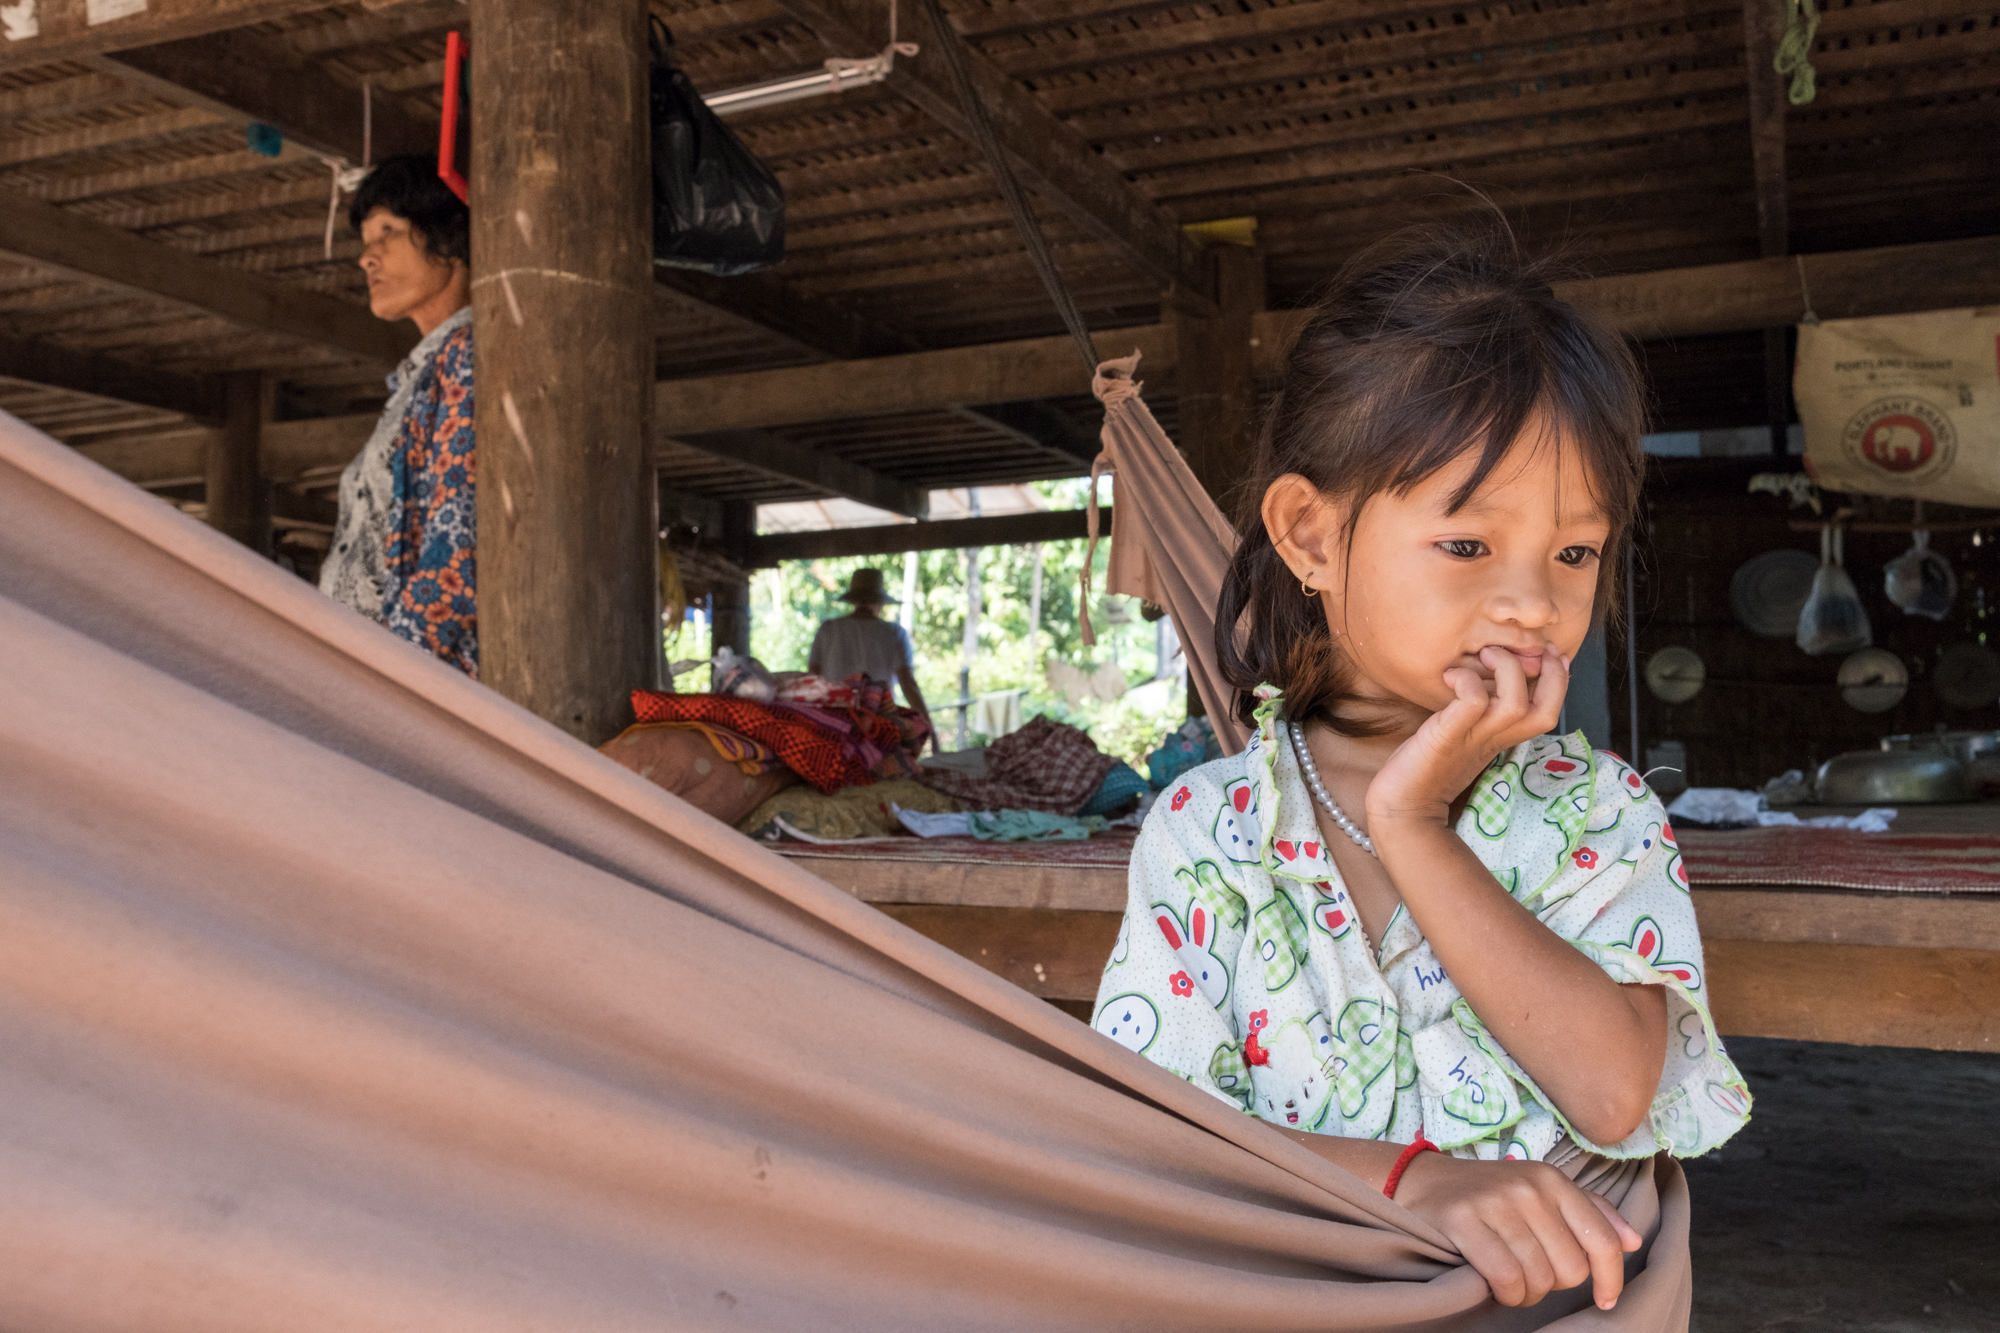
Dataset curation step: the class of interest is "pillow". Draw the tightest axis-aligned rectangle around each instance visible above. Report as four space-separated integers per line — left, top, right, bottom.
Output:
601 723 797 825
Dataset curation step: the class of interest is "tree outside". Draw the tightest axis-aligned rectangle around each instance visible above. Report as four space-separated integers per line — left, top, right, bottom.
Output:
723 480 1190 768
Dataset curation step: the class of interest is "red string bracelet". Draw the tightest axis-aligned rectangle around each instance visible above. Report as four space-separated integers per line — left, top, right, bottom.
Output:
1382 1134 1440 1200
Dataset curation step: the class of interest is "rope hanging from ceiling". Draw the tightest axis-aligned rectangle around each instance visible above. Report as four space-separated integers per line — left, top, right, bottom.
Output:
916 0 1101 379
1774 0 1821 105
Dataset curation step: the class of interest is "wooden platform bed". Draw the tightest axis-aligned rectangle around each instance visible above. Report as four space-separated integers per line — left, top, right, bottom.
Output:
776 810 2000 1054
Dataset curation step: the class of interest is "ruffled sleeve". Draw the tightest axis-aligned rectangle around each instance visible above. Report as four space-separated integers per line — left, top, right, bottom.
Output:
1517 744 1753 1157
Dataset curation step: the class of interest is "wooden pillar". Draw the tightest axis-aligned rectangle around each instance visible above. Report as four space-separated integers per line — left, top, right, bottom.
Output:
469 0 657 742
1744 0 1793 456
710 498 753 658
1168 245 1264 525
206 370 271 555
1169 245 1260 719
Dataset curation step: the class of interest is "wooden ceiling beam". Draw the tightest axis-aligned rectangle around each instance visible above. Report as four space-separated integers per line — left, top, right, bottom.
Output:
646 235 2000 436
788 239 1120 301
770 0 1215 312
0 72 131 124
1122 64 1747 184
987 0 1722 84
1036 7 1722 121
278 1 466 58
734 97 937 165
654 265 913 362
0 186 410 364
1142 89 1752 202
747 507 1104 566
1 143 319 204
672 428 930 518
0 105 224 170
77 172 331 231
786 169 991 226
1074 30 1720 149
0 0 334 73
1158 121 1750 222
105 28 438 163
0 331 220 419
1018 0 1968 124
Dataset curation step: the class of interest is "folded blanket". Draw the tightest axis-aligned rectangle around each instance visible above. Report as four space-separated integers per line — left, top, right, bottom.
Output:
918 716 1117 814
739 778 964 841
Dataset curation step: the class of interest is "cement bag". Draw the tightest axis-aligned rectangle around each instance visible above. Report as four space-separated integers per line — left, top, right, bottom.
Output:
1795 306 2000 504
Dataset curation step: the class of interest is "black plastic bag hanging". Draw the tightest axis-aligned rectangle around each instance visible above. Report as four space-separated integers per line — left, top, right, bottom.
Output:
649 19 785 276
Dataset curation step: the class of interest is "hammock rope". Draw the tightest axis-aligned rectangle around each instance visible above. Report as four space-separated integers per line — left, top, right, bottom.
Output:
917 0 1100 379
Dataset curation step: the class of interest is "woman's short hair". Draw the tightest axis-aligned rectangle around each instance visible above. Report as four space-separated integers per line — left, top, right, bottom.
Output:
1215 213 1647 732
348 154 470 266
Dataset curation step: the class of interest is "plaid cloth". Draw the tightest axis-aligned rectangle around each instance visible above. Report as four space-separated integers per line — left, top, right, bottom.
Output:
919 716 1118 815
631 682 930 795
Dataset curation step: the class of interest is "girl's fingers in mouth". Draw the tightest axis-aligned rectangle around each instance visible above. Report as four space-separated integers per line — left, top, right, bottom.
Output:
1443 665 1496 713
1527 646 1570 722
1479 646 1532 715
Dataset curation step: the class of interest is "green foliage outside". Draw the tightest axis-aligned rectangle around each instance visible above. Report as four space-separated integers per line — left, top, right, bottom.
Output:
671 481 1189 769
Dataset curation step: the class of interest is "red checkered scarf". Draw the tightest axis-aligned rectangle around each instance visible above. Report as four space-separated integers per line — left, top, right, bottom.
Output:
629 687 930 795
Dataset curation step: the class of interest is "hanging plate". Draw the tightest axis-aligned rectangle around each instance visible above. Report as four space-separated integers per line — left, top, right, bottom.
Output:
1935 642 2000 710
1837 647 1908 713
1645 645 1706 703
1730 549 1821 637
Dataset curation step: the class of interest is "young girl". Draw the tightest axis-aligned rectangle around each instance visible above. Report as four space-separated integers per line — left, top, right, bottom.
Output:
1093 222 1749 1313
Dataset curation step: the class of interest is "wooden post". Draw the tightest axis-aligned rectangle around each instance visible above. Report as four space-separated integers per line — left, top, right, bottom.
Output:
206 370 270 555
1168 244 1261 718
468 0 657 743
1743 0 1793 456
959 490 981 749
1168 245 1264 526
710 499 754 658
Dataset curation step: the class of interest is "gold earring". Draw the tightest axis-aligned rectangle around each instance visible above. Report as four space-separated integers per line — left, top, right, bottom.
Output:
1301 572 1318 598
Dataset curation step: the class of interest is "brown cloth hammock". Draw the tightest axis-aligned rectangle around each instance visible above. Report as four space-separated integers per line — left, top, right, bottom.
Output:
0 410 1691 1330
1081 351 1251 752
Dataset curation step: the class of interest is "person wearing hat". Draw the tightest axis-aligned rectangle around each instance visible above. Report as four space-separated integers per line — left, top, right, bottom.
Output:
810 568 931 738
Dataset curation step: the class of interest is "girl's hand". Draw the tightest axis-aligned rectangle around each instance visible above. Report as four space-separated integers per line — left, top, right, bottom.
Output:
1367 645 1569 825
1395 1153 1643 1311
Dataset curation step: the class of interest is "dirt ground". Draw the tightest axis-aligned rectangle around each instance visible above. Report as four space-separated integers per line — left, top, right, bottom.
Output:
1685 1037 2000 1333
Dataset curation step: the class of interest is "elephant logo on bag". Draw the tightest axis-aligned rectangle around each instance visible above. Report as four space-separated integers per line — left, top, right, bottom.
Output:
1842 397 1956 482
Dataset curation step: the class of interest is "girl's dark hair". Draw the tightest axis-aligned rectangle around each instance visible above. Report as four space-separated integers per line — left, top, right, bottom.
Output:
348 154 470 266
1216 216 1645 733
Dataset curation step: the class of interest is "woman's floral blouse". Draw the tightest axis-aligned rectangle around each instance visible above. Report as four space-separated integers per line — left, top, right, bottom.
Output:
1093 689 1751 1162
321 307 477 676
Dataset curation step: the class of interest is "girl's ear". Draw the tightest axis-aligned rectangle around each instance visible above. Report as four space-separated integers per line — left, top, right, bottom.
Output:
1261 474 1347 588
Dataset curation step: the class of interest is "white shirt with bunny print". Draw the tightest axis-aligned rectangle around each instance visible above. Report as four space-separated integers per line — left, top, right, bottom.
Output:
1093 690 1751 1162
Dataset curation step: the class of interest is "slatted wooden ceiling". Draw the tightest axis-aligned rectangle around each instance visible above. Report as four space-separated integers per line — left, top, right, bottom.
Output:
0 0 1995 513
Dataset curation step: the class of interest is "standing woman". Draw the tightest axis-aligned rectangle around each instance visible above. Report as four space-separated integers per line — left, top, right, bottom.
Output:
320 155 479 675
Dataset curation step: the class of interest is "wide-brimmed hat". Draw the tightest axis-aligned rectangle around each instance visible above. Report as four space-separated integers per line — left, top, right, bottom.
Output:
836 567 898 605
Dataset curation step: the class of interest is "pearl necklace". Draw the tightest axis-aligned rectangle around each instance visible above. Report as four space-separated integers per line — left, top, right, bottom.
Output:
1283 719 1378 858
